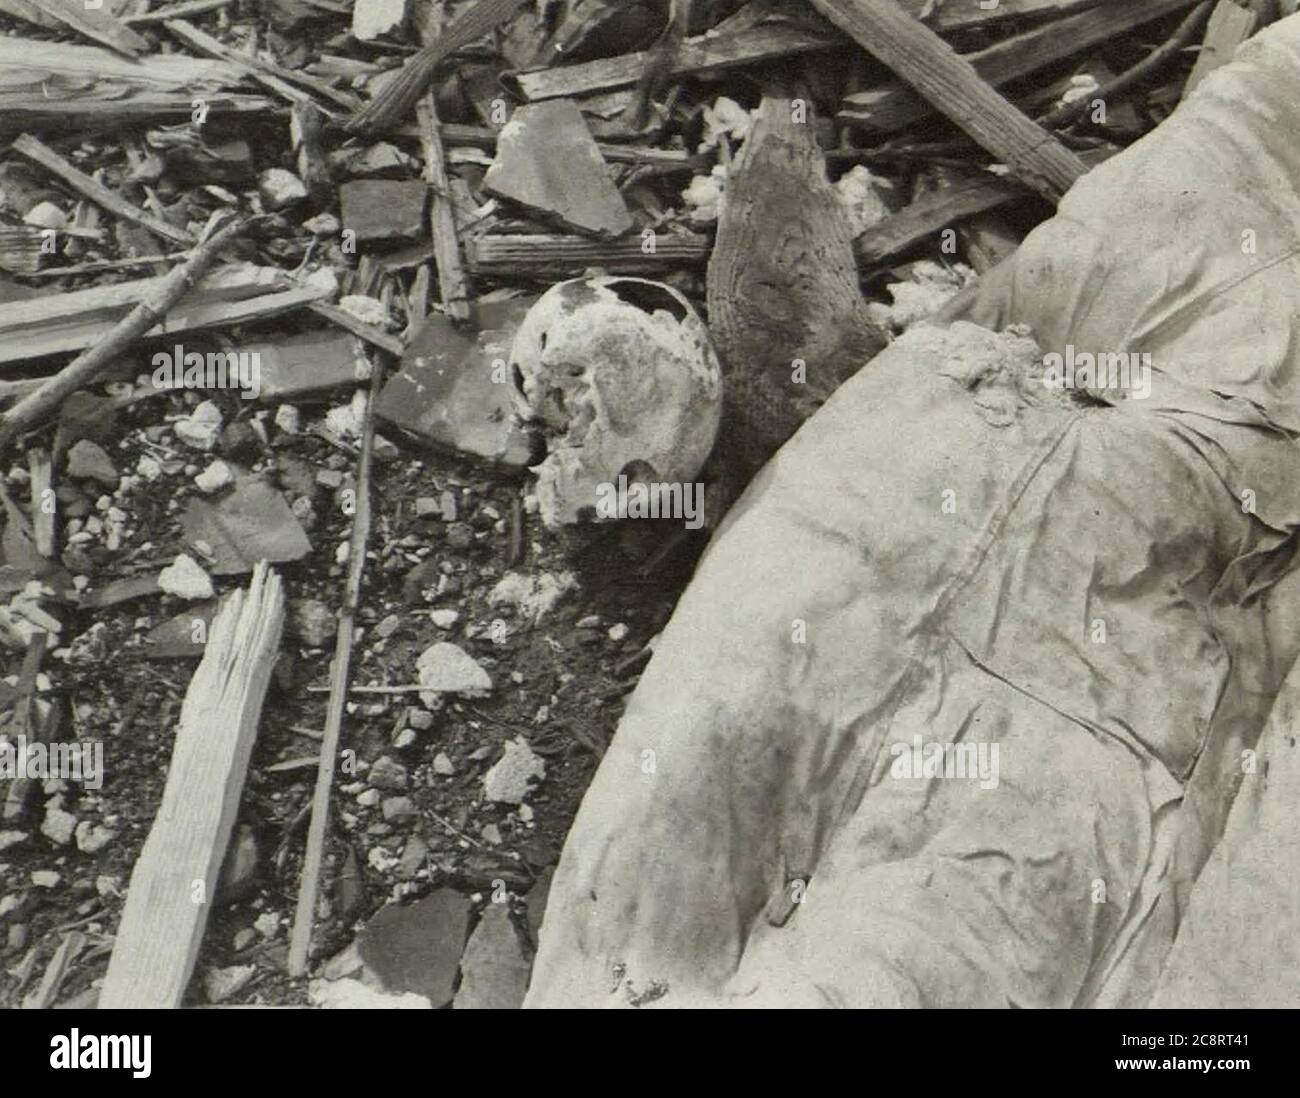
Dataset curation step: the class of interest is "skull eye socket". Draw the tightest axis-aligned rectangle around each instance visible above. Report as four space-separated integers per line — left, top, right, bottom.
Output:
605 279 689 324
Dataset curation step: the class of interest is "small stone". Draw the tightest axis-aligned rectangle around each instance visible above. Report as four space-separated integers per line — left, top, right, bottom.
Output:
220 421 261 463
482 737 545 805
480 823 502 845
24 201 67 230
407 708 434 731
382 796 418 822
309 977 431 1009
7 923 29 951
232 927 257 951
429 609 459 630
291 598 335 647
258 168 308 210
175 401 224 451
205 964 256 1003
415 496 439 518
74 821 116 854
194 459 234 493
432 752 455 776
368 756 408 791
41 805 78 846
445 522 474 550
608 622 630 642
254 912 281 939
66 440 119 486
393 728 417 750
375 613 401 638
31 870 60 888
274 404 301 434
158 554 215 600
396 835 429 878
416 642 492 705
373 435 399 462
303 212 340 236
217 824 259 905
0 830 29 852
356 788 381 807
338 294 390 328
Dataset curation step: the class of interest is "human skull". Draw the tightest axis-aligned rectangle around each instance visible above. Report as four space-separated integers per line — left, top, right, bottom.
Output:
507 277 723 528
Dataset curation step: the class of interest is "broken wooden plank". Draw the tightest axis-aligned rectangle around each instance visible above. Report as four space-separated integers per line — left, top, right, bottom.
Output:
483 100 633 238
0 95 272 138
0 225 49 276
897 0 1118 32
399 121 696 168
40 0 149 57
27 448 54 559
839 0 1200 133
810 0 1088 202
164 18 359 112
854 175 1025 266
418 95 472 321
308 301 406 356
509 22 841 101
98 564 284 1008
348 0 525 132
1183 0 1259 98
288 363 384 976
465 232 710 277
0 263 326 368
12 134 196 248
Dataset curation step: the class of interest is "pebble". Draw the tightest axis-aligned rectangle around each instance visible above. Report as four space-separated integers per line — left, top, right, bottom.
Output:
407 708 434 731
432 752 455 776
608 622 630 642
356 788 381 808
429 609 459 630
24 201 66 230
205 964 257 1003
174 401 224 451
258 168 308 210
368 756 408 791
480 823 502 845
381 796 418 823
0 830 28 852
274 404 301 434
416 642 492 705
375 613 401 638
75 821 116 854
254 912 281 939
445 522 474 550
415 496 439 518
31 870 61 888
393 728 417 750
291 598 335 647
7 923 29 951
158 554 215 600
232 927 257 951
41 805 79 846
302 212 340 236
482 738 546 805
194 459 235 493
66 440 119 486
396 835 429 879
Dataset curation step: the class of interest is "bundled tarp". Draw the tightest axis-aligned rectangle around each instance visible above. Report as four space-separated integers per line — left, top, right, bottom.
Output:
524 14 1300 1008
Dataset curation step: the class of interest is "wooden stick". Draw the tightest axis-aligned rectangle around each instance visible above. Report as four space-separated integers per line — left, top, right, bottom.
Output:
810 0 1087 202
288 359 385 976
346 0 525 133
27 448 54 559
839 0 1199 133
0 216 259 452
123 0 232 24
99 564 284 1008
307 301 406 356
399 121 697 168
466 232 710 277
418 95 471 322
508 23 840 102
12 133 196 247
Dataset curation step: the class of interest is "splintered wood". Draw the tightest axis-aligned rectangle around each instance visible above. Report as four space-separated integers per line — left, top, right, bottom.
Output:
99 564 284 1009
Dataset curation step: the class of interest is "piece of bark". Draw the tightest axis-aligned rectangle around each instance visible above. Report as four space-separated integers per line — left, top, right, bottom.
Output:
483 100 633 238
98 564 284 1008
417 95 471 320
12 134 196 248
509 21 840 101
1182 0 1259 98
291 102 334 209
0 263 323 367
466 231 709 277
839 0 1200 133
708 95 885 482
347 0 526 133
811 0 1087 202
288 360 385 977
0 218 262 451
308 301 406 356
